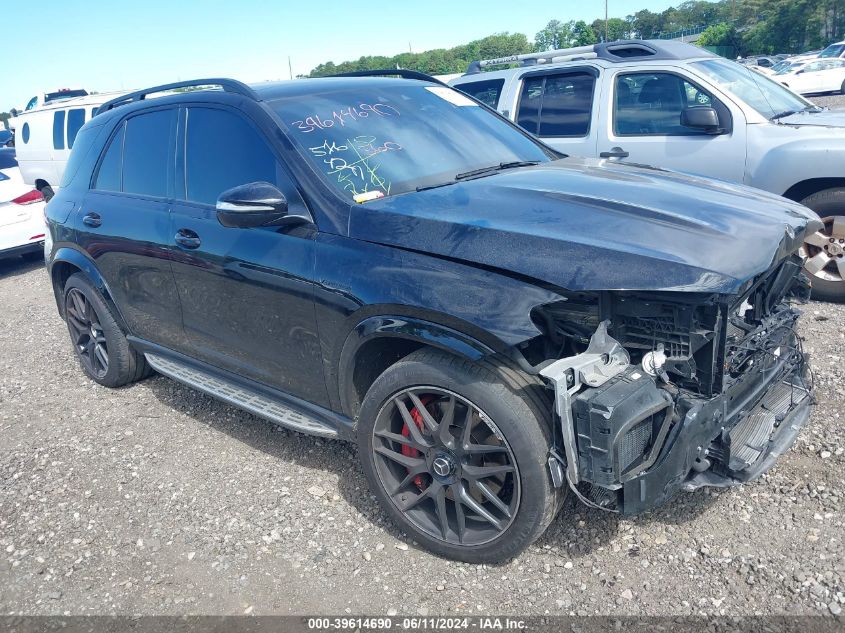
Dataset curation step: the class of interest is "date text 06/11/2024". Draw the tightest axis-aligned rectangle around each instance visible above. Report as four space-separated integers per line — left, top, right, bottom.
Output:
305 617 527 630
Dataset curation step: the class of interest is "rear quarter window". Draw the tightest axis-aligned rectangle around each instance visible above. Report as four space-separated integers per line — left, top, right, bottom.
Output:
60 125 102 188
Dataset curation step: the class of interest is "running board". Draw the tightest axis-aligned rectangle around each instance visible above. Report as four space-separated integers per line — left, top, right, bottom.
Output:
144 353 338 438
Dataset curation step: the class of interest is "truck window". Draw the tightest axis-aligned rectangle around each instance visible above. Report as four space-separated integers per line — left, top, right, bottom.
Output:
53 111 66 150
614 72 716 136
67 109 86 149
516 72 595 138
455 79 505 109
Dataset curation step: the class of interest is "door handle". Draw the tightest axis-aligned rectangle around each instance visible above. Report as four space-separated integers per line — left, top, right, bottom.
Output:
82 212 102 228
175 229 201 249
599 147 630 159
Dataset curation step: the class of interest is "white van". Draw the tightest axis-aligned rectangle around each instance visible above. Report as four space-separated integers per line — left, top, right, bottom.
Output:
8 91 126 199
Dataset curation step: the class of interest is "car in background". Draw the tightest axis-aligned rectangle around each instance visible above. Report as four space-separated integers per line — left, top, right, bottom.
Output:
778 58 845 95
0 129 12 147
819 41 845 60
0 149 45 260
450 40 845 302
739 56 778 74
8 91 126 201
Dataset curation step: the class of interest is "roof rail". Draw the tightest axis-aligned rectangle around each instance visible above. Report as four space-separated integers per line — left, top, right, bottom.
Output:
328 68 448 86
466 45 597 74
464 39 715 74
96 78 261 114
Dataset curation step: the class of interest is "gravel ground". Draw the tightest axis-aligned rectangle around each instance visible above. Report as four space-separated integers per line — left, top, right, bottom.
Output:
809 93 845 110
0 253 843 618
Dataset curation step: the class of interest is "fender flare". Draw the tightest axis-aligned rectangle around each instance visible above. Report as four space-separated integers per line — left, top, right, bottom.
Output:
49 247 129 331
336 315 496 415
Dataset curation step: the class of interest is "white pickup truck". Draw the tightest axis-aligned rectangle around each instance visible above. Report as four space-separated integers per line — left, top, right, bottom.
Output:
450 40 845 302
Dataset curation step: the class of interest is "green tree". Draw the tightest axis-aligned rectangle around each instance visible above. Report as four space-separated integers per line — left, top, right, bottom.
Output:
571 20 598 46
697 22 740 47
590 17 631 42
535 20 572 51
629 9 665 38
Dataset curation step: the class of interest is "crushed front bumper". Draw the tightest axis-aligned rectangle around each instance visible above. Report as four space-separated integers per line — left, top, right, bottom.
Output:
541 314 813 516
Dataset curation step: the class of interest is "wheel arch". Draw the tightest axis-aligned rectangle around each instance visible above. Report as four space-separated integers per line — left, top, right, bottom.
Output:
49 247 127 331
782 178 845 203
337 315 498 419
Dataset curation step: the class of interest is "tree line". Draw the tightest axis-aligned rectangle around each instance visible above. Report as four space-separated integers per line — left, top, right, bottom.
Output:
308 0 845 77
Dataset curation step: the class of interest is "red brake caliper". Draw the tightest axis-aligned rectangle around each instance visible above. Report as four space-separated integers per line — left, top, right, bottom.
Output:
402 396 433 489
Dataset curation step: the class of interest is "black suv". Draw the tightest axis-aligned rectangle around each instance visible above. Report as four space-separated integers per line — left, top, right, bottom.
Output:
46 75 819 563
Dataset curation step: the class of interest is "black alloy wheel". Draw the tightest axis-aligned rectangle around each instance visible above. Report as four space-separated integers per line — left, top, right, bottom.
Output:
371 386 520 547
66 287 110 379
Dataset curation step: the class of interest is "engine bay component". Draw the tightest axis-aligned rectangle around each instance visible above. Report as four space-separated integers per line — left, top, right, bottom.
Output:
574 367 674 489
539 321 629 484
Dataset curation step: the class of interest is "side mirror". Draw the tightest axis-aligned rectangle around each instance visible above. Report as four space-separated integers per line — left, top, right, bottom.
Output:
681 107 722 134
216 182 291 228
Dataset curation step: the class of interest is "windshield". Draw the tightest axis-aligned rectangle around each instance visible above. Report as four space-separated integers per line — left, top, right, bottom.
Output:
692 58 813 118
819 44 845 58
271 82 553 201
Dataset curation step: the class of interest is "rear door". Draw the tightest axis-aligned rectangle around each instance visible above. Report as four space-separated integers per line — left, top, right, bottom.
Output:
168 104 328 405
513 66 601 157
74 107 186 351
598 68 746 182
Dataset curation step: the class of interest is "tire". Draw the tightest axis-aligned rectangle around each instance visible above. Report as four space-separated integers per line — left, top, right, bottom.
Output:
357 348 562 563
39 184 55 203
63 273 152 387
840 79 845 95
799 188 845 303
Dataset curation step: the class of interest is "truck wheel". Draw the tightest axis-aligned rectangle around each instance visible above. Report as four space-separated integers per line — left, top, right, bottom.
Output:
63 273 151 387
357 348 561 563
39 184 55 202
800 188 845 303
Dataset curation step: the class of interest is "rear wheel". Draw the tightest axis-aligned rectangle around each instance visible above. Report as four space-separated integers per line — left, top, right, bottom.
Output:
63 273 151 387
357 348 561 563
800 188 845 303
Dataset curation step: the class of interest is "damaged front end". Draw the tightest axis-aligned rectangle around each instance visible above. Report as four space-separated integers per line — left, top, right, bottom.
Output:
535 254 814 515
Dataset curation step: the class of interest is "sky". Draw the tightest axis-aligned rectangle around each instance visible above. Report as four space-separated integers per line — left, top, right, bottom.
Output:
2 0 679 109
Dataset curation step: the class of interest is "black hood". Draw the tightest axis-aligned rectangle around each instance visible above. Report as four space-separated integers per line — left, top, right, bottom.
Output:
349 158 820 294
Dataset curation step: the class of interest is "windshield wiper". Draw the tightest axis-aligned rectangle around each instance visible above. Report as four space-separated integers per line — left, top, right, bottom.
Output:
455 160 540 181
771 105 821 121
416 161 541 192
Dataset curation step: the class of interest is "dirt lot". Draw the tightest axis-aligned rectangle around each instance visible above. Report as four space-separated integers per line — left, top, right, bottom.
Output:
0 253 843 618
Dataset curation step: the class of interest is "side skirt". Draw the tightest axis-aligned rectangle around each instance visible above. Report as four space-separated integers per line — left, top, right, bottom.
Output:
128 337 355 441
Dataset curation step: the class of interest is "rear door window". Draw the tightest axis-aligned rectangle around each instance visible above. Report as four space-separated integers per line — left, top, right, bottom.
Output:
516 71 596 137
121 109 175 198
455 79 505 108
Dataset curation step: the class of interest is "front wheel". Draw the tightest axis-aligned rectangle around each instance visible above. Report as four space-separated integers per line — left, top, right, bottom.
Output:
357 349 561 563
800 188 845 303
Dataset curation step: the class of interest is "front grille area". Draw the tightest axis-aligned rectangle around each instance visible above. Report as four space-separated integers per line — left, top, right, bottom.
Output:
619 418 653 472
727 380 810 470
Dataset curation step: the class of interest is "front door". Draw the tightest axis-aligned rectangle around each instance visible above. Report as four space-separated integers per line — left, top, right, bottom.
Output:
168 105 328 406
75 107 186 352
597 69 747 182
